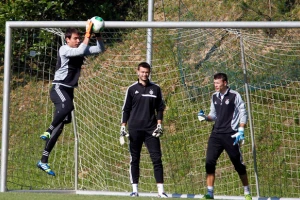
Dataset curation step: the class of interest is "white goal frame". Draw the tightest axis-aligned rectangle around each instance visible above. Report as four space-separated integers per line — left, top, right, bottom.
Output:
2 20 300 200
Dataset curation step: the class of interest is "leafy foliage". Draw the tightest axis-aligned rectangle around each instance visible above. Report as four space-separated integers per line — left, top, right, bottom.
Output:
0 0 148 65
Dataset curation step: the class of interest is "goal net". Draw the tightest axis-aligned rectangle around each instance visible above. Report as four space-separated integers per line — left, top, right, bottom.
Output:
1 22 300 198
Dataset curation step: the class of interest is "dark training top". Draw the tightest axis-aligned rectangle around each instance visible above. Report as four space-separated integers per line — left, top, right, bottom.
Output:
53 40 105 88
122 80 165 130
208 88 247 134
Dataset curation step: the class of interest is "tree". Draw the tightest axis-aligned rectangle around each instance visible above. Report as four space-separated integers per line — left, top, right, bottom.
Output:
0 0 147 65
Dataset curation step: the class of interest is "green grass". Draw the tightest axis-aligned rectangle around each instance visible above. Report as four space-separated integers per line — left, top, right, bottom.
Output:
0 192 159 200
0 192 240 200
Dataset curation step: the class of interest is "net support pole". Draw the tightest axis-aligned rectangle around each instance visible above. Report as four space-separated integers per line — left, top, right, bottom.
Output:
146 0 154 67
1 22 12 193
71 110 78 191
239 33 260 197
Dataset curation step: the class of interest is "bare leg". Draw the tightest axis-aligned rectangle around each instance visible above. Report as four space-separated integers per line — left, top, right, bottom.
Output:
239 174 249 186
206 173 215 186
240 173 251 196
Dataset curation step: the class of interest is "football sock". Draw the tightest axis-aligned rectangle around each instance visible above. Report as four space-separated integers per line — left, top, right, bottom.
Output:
132 183 138 193
244 185 250 195
207 186 214 197
41 150 49 163
157 183 164 194
46 125 54 134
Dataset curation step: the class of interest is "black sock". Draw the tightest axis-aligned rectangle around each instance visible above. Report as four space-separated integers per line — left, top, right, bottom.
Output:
41 150 49 163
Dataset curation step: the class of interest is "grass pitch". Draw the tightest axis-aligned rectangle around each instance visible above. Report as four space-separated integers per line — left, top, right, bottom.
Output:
0 192 162 200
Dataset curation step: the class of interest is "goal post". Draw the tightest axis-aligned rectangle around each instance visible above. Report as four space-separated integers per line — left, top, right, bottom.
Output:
2 21 300 199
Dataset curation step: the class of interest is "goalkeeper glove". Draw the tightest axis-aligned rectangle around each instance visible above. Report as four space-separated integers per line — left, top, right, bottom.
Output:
119 125 129 145
198 110 207 121
152 124 163 137
231 127 245 146
85 20 93 38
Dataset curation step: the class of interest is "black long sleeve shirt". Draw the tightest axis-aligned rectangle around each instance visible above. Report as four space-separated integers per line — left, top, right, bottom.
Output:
121 80 165 130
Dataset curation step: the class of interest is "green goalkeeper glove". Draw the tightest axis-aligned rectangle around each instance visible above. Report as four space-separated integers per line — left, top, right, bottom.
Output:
119 126 129 145
231 127 245 145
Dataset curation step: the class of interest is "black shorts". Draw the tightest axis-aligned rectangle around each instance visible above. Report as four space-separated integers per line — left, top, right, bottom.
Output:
49 84 74 126
205 132 246 175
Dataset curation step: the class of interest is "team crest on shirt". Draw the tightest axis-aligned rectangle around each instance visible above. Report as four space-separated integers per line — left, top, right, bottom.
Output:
149 89 154 95
135 90 139 94
225 99 229 105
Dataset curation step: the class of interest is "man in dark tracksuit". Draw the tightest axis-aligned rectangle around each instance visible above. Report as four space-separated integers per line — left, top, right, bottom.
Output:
121 62 167 198
37 20 105 176
198 73 252 200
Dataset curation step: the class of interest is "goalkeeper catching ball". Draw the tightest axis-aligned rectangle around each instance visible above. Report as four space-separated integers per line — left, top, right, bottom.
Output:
198 73 252 200
37 19 105 176
120 62 167 198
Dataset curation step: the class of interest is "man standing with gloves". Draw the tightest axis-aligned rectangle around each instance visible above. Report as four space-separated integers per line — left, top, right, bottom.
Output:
198 73 252 200
120 62 167 198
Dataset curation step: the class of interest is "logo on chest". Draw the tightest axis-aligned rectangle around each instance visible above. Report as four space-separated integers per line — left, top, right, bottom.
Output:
225 99 230 105
149 89 154 95
215 99 230 105
141 89 157 98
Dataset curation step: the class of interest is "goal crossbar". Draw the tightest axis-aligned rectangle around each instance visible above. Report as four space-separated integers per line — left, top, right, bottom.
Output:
5 21 300 29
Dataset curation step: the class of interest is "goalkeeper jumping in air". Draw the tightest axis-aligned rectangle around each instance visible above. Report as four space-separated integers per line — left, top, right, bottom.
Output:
37 19 105 176
198 73 252 200
120 62 168 198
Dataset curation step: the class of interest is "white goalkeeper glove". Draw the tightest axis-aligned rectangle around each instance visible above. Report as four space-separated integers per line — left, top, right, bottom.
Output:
152 124 163 137
119 125 129 145
231 127 245 146
198 110 207 121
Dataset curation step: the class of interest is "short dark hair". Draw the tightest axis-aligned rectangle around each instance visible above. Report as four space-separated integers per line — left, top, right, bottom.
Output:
214 73 228 82
65 28 80 40
137 62 151 70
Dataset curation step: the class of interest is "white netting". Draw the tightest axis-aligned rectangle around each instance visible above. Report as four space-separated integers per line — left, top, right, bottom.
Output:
3 26 300 198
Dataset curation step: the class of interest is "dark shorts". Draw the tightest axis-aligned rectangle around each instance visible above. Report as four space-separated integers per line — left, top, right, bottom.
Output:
205 132 246 175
